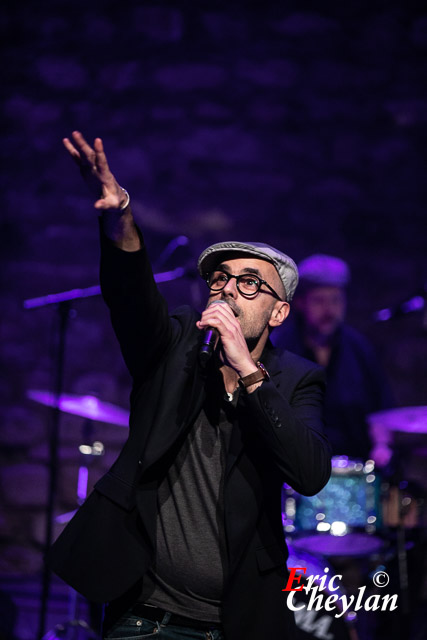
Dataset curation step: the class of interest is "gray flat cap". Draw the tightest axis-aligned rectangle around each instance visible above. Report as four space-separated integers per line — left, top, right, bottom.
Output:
197 240 299 301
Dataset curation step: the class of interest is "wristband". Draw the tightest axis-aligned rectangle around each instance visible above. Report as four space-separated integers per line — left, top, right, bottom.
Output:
238 361 270 389
119 187 130 210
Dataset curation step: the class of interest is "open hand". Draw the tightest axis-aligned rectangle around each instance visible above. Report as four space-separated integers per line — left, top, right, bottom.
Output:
63 131 127 210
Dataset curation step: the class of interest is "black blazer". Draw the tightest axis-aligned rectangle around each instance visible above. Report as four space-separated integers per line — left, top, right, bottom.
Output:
50 233 331 639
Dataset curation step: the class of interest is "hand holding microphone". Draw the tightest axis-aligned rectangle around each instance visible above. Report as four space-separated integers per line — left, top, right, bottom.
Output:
198 300 228 365
196 299 256 379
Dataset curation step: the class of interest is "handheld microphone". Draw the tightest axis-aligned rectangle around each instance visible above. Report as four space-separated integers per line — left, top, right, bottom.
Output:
199 327 218 365
199 300 227 366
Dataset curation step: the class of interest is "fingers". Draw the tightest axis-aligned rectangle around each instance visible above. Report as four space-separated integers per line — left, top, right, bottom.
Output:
63 130 126 211
93 137 112 177
199 300 235 324
62 136 80 162
63 131 109 174
71 130 96 162
197 301 255 373
93 196 122 210
198 302 239 336
62 131 95 172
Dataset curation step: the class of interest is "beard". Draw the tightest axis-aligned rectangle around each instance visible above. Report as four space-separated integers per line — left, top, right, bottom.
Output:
238 302 275 348
210 294 275 349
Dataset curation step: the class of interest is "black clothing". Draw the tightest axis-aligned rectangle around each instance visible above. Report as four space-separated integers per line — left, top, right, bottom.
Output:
272 317 393 460
50 231 331 640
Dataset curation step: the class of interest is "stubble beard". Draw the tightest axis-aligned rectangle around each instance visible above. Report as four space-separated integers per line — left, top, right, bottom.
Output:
216 295 275 351
240 304 275 351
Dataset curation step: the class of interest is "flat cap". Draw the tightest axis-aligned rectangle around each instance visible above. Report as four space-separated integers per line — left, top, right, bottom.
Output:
197 240 299 301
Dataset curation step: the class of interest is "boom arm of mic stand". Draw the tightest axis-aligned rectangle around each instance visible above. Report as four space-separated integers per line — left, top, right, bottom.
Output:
23 267 190 309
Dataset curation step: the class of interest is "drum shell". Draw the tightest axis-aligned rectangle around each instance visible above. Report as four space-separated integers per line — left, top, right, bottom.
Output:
283 458 383 557
286 546 358 640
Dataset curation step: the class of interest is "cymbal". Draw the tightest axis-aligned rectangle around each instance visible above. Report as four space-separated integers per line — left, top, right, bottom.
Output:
368 406 427 434
27 389 129 427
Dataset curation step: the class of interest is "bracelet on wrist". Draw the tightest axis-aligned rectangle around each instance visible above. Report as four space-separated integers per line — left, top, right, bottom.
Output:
238 361 270 389
119 187 130 210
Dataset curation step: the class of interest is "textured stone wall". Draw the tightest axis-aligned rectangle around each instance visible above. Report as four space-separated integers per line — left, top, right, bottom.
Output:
1 1 427 637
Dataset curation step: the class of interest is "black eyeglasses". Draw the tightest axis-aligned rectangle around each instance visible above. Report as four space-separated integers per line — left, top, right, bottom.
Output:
206 270 283 300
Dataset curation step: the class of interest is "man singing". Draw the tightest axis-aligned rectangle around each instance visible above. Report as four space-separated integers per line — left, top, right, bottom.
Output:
50 132 331 640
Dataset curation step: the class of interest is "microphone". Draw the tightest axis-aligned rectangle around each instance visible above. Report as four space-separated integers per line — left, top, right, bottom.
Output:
199 300 227 366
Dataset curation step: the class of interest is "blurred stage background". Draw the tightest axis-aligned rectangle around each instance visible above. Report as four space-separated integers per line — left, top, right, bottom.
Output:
1 1 426 638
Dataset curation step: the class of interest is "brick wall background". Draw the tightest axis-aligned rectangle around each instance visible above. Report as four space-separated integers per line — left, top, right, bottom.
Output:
1 1 427 637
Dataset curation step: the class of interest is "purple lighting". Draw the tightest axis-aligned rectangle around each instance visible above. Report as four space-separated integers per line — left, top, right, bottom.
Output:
23 267 188 309
77 466 88 503
27 390 130 426
374 293 426 322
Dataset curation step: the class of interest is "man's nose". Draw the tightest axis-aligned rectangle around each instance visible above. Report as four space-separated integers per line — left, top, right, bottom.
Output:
222 278 238 298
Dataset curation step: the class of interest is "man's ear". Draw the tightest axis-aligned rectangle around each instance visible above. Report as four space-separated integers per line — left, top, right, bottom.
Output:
269 301 290 328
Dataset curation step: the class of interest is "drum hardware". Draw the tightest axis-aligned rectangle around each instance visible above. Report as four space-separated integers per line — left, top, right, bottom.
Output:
55 437 105 526
27 390 130 427
368 407 427 531
50 430 104 640
283 457 383 557
286 544 360 640
30 408 106 638
42 619 99 640
368 406 427 441
381 481 423 530
368 406 427 619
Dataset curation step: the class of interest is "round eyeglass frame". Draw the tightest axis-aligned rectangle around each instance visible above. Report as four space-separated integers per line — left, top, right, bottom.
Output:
205 270 283 301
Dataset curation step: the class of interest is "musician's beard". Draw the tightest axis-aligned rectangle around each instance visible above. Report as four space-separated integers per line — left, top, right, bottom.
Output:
234 301 275 348
210 294 275 351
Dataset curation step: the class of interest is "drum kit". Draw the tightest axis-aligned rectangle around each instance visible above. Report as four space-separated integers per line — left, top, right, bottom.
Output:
28 389 129 529
27 390 130 640
281 406 427 640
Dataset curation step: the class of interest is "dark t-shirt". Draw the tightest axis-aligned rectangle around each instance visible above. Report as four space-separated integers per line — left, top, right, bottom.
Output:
140 381 237 622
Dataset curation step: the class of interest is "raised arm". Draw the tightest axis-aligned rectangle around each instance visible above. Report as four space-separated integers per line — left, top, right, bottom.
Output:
63 131 172 381
63 131 140 251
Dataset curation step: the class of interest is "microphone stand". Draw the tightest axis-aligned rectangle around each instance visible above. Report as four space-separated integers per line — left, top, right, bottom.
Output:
32 299 71 640
23 265 190 640
394 453 412 636
23 267 188 310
